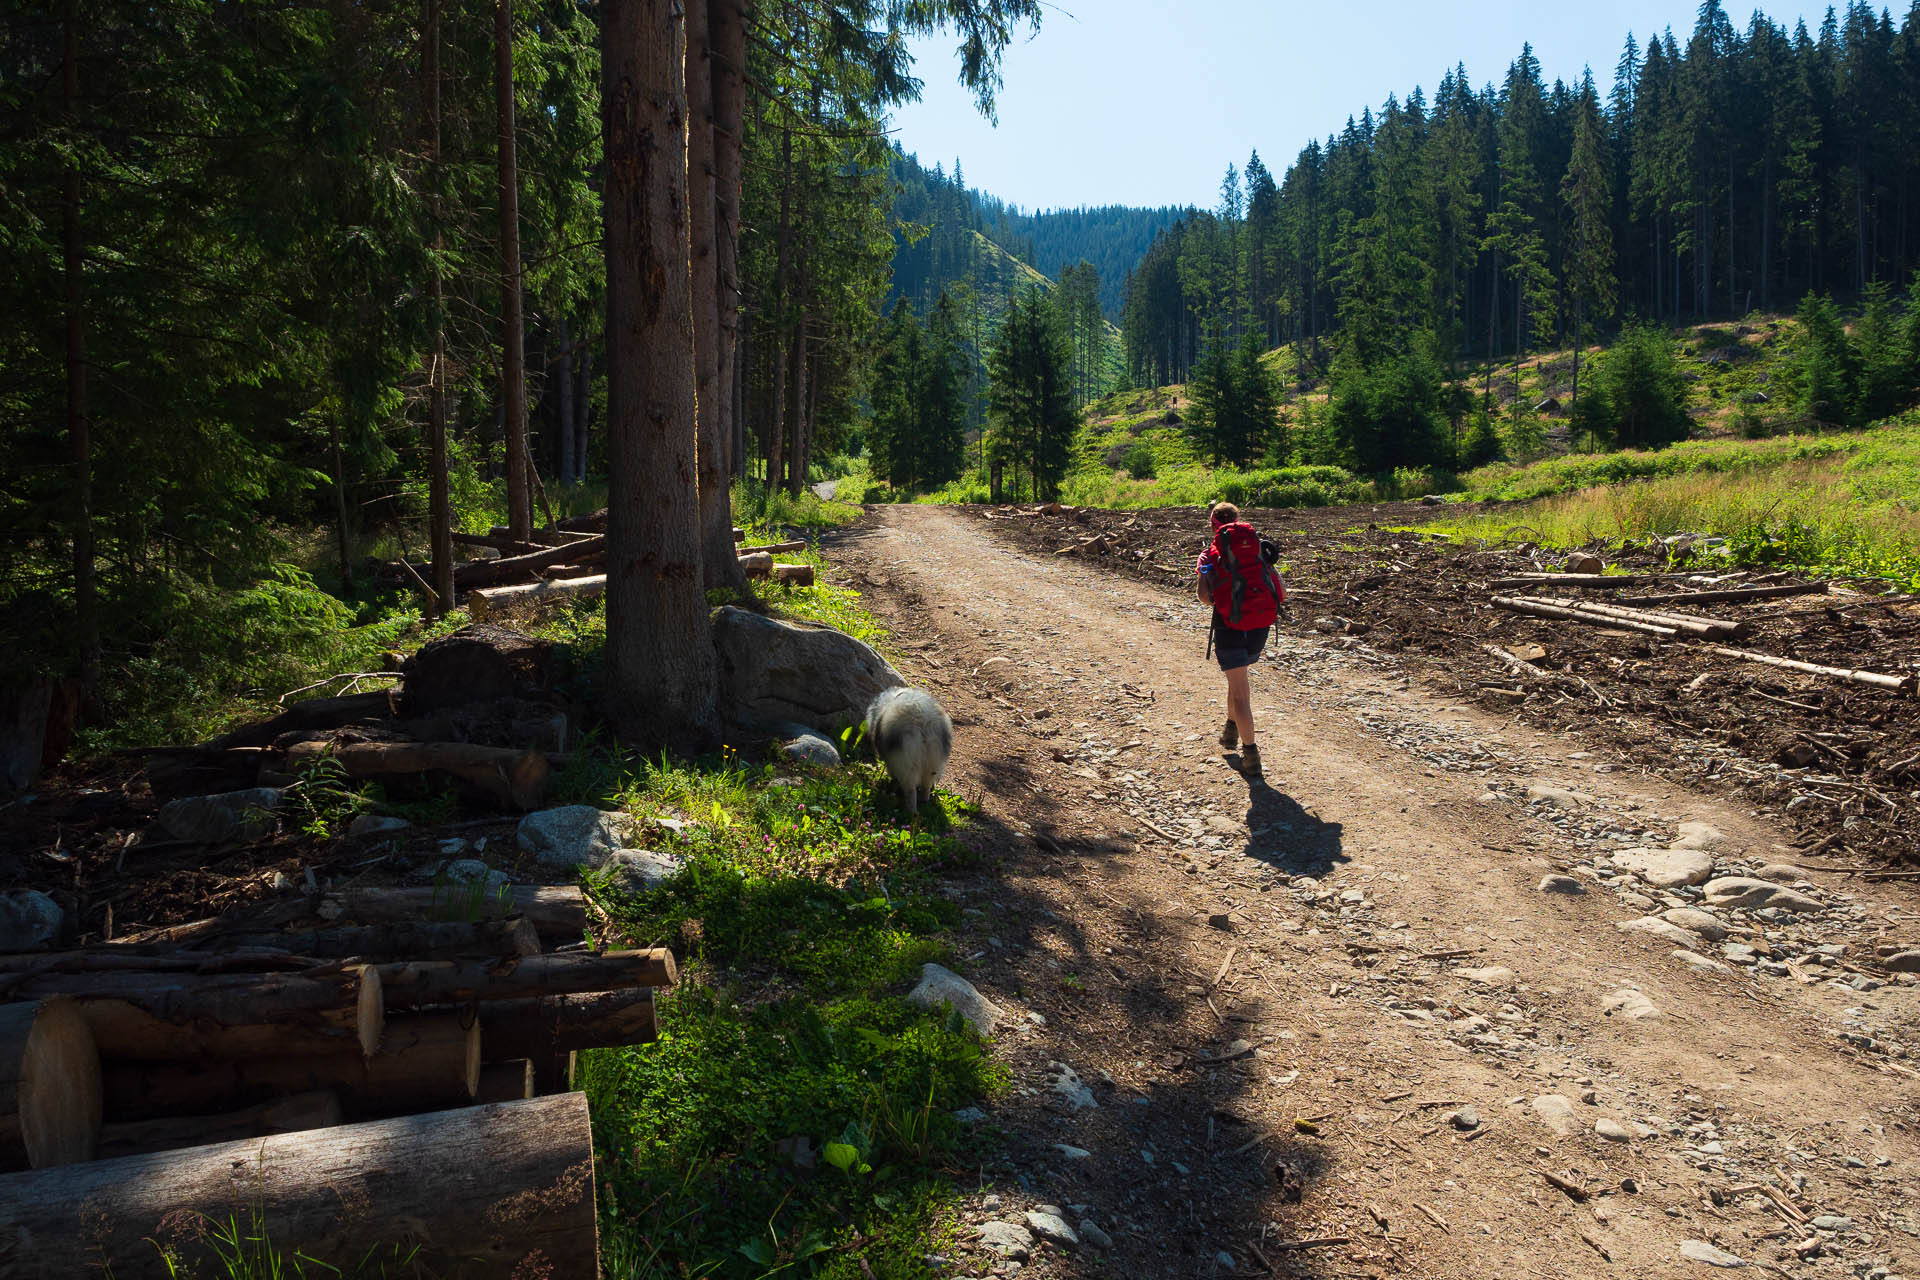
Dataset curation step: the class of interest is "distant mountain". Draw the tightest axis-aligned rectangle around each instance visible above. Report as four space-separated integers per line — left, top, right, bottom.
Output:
887 147 1183 320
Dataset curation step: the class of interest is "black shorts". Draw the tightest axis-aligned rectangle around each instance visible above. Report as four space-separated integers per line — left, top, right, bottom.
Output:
1215 623 1268 671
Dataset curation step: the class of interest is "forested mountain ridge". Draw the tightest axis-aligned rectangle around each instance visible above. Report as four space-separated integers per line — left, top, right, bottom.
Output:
888 147 1181 318
1123 0 1920 391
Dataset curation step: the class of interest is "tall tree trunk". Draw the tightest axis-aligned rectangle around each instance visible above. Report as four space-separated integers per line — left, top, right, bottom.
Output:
497 0 531 540
331 417 354 590
786 318 807 498
62 0 97 703
602 0 719 744
766 124 793 493
686 0 740 588
573 341 590 484
555 314 574 487
710 0 747 480
425 0 453 615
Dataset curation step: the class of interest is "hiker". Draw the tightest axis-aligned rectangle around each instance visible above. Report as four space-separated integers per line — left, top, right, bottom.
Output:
1195 501 1285 775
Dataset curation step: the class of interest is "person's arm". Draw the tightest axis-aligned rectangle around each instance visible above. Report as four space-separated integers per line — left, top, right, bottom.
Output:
1195 573 1213 606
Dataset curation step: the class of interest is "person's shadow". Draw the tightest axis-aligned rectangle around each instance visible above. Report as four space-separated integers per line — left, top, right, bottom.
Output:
1230 763 1346 877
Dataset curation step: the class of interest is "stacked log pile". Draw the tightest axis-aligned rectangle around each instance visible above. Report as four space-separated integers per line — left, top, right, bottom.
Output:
372 507 817 617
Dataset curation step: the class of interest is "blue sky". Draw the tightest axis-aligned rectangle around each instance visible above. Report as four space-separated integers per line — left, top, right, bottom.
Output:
888 0 1820 211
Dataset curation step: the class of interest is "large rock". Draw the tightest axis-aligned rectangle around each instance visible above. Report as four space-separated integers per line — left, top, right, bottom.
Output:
906 963 1000 1036
0 891 67 953
1704 877 1824 914
1618 916 1698 949
516 805 639 870
1662 907 1729 942
401 625 552 715
1611 847 1714 888
1530 1094 1578 1136
157 787 283 844
712 607 904 733
602 850 688 894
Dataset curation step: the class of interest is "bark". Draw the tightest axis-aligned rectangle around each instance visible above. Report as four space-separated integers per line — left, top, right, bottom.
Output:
467 574 606 622
556 314 574 486
710 0 746 483
737 552 772 578
767 123 794 488
574 340 591 484
374 948 676 1009
452 531 549 554
96 1091 341 1160
787 316 809 497
1709 646 1915 693
316 886 588 941
10 965 383 1061
498 0 531 540
687 0 742 590
453 533 603 589
476 988 656 1061
101 1013 477 1119
211 917 542 962
736 540 806 554
425 0 454 614
330 416 353 590
62 0 97 703
283 740 551 811
1489 595 1679 638
0 1095 596 1280
770 564 813 586
0 998 100 1171
1518 595 1747 639
601 0 721 745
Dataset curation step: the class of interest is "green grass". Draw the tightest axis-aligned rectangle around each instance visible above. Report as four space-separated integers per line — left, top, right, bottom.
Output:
1435 422 1920 589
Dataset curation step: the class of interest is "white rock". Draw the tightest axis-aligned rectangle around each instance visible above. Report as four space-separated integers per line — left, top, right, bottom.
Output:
157 787 283 844
1528 783 1597 809
516 806 640 870
1052 1143 1091 1159
1045 1061 1097 1110
1457 966 1516 986
779 729 842 767
1703 876 1824 914
1530 1094 1578 1136
0 891 66 953
1753 863 1806 883
1662 907 1729 941
1611 847 1714 888
1595 1117 1633 1142
1672 822 1736 853
1600 988 1661 1020
602 849 688 894
1679 1239 1748 1268
906 963 1000 1036
1670 949 1731 974
1618 916 1699 949
1024 1210 1078 1248
976 1221 1032 1259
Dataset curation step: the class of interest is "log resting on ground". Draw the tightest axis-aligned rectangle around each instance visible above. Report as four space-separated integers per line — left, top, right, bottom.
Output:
453 534 605 590
96 1090 342 1159
1707 646 1918 692
376 949 676 1009
771 563 814 586
467 573 606 621
478 988 657 1061
202 691 396 752
284 740 549 811
0 998 100 1171
0 1093 598 1280
4 965 382 1061
316 886 589 940
210 917 542 962
101 1012 479 1119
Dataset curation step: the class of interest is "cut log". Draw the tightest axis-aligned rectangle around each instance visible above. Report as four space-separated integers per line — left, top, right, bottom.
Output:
454 534 605 590
211 917 542 962
1707 646 1917 693
770 563 815 586
453 531 549 555
557 507 607 533
284 740 549 811
489 524 599 545
4 965 382 1061
738 552 773 578
0 999 100 1171
476 1060 534 1103
1490 595 1678 638
316 886 588 940
1488 573 1703 590
737 540 807 555
0 1094 597 1279
202 690 396 752
96 1090 342 1160
0 946 317 977
101 1012 479 1119
467 573 606 621
375 948 675 1009
402 624 554 714
1617 581 1830 606
1524 595 1747 639
733 526 745 542
478 988 657 1061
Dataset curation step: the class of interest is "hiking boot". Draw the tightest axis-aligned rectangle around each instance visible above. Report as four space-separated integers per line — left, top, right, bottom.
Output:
1238 743 1263 776
1218 718 1239 749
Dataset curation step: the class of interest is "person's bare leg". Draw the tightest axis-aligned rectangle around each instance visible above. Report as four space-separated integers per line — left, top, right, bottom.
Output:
1225 665 1255 747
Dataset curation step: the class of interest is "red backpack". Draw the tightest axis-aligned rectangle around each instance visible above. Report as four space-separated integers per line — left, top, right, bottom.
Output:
1209 521 1283 629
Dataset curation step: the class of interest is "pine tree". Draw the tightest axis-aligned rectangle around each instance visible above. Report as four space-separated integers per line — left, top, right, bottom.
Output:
986 288 1076 500
1560 74 1618 411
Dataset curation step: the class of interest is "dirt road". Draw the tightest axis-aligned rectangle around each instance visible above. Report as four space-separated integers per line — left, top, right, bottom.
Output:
828 504 1920 1280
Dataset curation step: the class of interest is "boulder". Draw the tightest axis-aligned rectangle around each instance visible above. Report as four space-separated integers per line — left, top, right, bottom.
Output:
516 805 639 870
157 787 284 844
712 607 905 733
602 850 688 894
1611 847 1714 888
1703 876 1824 914
906 962 1000 1036
1662 907 1729 942
0 890 67 953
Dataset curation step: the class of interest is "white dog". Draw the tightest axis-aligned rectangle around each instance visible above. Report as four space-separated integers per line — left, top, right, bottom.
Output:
865 687 952 815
